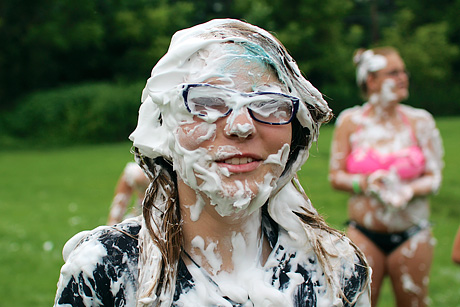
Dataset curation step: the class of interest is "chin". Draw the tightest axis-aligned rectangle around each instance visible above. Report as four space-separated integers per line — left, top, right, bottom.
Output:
207 173 277 217
399 90 409 101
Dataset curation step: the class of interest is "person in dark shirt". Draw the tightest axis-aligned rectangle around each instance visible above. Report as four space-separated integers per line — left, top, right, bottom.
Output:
54 19 371 306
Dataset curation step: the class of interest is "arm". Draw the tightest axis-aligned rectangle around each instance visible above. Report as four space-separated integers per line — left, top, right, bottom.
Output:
452 227 460 264
374 110 444 209
408 110 444 197
54 231 112 306
329 111 366 194
107 174 134 225
54 226 140 306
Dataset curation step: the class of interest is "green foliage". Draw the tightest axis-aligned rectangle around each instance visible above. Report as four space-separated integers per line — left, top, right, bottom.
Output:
232 0 360 115
233 0 355 82
376 8 460 115
380 9 459 82
2 82 144 147
110 1 196 79
1 0 460 120
0 0 196 108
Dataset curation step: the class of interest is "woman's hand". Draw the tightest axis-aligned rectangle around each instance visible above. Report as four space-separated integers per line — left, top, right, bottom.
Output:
366 170 414 209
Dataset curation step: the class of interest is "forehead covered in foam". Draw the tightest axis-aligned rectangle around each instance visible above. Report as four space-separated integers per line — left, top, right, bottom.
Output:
130 19 330 160
355 50 388 87
142 20 290 97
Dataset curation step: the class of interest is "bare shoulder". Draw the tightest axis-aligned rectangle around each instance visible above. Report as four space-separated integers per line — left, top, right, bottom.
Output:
334 105 364 135
399 105 443 155
399 104 435 124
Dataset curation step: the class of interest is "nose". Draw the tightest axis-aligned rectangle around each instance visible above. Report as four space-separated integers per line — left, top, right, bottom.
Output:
224 107 256 138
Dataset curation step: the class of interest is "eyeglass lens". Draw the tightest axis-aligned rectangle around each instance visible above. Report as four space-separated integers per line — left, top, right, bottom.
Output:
184 84 297 125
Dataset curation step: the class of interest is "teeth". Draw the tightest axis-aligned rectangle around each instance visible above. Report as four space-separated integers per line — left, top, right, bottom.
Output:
223 157 254 165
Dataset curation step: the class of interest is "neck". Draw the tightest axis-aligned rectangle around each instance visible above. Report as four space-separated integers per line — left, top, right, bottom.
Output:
367 99 399 120
178 180 269 276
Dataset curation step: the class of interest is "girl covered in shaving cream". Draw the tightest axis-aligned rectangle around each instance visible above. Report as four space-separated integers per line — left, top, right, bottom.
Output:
54 19 371 307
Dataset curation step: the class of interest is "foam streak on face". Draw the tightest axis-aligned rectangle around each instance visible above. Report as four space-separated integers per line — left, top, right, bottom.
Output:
174 129 291 218
369 78 397 109
130 19 329 168
147 42 291 219
127 20 341 305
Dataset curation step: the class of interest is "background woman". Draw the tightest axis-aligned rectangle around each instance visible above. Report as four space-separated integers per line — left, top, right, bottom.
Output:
54 19 370 306
329 47 443 306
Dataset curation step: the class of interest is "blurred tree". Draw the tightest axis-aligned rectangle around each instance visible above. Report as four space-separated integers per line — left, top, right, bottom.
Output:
0 0 459 117
381 9 458 83
322 0 460 115
231 0 358 113
393 0 460 85
0 0 104 109
379 8 460 115
0 0 196 109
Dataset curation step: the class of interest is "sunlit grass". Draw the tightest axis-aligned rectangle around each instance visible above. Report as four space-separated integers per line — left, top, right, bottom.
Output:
0 117 458 306
0 143 134 305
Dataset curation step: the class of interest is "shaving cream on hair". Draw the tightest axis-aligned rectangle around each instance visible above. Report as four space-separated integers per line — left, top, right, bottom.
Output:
130 19 331 188
355 50 387 87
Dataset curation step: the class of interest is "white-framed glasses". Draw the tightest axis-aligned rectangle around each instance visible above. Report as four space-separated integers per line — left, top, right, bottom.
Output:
181 83 299 125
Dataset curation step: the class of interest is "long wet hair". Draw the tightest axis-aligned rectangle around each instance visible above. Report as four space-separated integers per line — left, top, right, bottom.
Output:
133 20 370 306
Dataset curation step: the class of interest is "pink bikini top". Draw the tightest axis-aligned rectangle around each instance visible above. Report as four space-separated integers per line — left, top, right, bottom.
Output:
346 107 426 180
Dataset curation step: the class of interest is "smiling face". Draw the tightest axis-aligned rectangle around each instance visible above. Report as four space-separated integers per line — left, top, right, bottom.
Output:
173 49 292 218
130 22 332 206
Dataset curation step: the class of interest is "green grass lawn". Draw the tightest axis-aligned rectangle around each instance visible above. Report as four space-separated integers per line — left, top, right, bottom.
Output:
1 117 459 306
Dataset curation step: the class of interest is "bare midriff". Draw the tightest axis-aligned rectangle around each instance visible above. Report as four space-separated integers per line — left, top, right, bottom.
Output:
347 194 430 233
